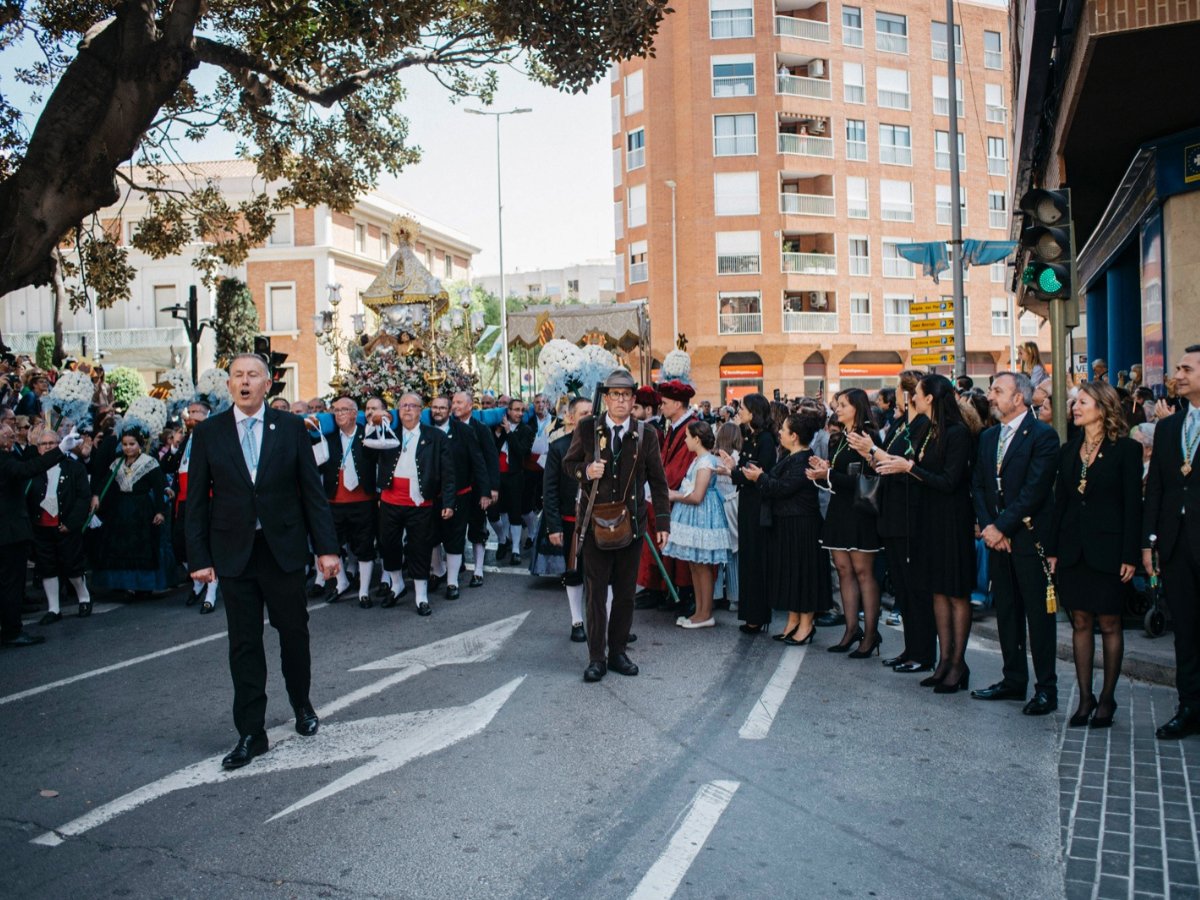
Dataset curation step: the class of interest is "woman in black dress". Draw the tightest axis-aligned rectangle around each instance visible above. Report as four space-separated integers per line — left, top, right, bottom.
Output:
1048 382 1140 729
719 393 778 634
93 427 168 598
807 389 882 657
741 413 829 644
873 374 975 693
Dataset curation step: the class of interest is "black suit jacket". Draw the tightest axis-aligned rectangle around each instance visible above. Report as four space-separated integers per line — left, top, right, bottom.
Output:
562 416 669 536
1143 409 1200 560
318 424 378 499
440 418 487 503
25 455 92 533
972 410 1060 555
0 446 65 546
465 416 499 496
365 423 455 508
185 406 338 577
1048 434 1141 571
542 432 579 535
494 421 532 476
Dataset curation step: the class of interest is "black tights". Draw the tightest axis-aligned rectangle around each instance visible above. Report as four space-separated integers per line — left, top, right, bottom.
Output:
832 550 881 646
932 594 972 683
1071 611 1123 717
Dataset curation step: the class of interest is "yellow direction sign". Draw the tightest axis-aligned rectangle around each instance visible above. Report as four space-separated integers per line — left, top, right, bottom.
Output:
910 299 955 315
911 352 956 366
910 334 954 349
908 317 955 332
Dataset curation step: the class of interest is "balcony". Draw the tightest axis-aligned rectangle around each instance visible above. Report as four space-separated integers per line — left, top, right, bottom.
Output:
718 312 763 335
629 261 648 283
778 133 834 157
782 252 836 275
777 74 831 100
876 32 908 54
775 15 830 43
713 75 755 97
780 193 836 216
783 310 838 333
717 254 761 275
4 327 187 353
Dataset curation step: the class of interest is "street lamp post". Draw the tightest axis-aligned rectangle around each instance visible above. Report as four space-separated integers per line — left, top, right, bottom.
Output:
665 180 679 346
465 106 531 396
161 285 210 384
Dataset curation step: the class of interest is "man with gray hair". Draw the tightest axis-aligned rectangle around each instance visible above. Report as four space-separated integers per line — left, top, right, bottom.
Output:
970 371 1061 715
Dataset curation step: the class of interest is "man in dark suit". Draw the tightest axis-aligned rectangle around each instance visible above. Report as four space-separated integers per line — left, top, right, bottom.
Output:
564 370 669 682
1145 345 1200 739
0 423 80 647
186 353 340 770
490 398 532 566
971 371 1061 715
452 391 498 588
428 395 487 600
27 427 93 623
166 399 220 612
545 395 592 643
365 392 455 615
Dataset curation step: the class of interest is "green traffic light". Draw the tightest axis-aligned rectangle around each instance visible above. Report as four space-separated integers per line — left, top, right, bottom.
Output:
1038 268 1064 293
1021 265 1036 286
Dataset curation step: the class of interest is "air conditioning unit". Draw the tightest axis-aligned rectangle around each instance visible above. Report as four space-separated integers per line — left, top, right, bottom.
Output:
809 59 826 77
810 292 827 309
809 120 826 134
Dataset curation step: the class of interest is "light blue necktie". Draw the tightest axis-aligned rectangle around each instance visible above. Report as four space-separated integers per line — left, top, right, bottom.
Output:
241 417 259 475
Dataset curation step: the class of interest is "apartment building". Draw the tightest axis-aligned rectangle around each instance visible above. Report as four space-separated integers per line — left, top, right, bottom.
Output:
475 258 619 305
612 0 1045 401
0 160 479 399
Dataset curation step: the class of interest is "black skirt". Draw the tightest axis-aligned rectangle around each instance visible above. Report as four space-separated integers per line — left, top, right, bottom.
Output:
768 515 831 613
1058 561 1126 617
820 488 881 553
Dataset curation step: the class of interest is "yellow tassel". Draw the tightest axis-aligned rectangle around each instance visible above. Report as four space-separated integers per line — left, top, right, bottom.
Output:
1046 583 1058 615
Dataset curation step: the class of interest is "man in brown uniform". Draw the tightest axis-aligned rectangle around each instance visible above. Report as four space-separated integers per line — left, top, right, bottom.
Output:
564 370 669 682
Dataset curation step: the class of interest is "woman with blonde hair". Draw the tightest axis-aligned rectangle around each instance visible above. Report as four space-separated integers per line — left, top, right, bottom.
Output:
1047 381 1141 729
1020 342 1049 387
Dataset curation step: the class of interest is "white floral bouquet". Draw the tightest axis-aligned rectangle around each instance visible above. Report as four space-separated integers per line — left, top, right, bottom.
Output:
579 345 621 398
537 339 585 401
161 368 194 420
119 395 168 443
42 370 94 432
195 367 232 414
341 347 475 404
661 349 692 385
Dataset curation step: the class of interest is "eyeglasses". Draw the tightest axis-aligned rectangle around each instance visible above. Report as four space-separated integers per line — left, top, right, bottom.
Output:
608 391 633 400
399 402 422 409
333 407 357 414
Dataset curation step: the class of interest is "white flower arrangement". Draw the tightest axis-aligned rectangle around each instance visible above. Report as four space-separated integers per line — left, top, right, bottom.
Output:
195 367 232 414
120 395 168 442
579 345 621 398
537 339 586 401
661 349 692 385
161 368 194 420
43 371 95 431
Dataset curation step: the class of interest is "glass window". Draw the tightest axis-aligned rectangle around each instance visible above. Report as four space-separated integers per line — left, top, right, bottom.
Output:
881 181 913 221
613 147 622 187
984 30 1003 69
843 62 865 103
987 136 1007 175
712 56 756 97
624 70 644 114
988 191 1007 228
381 231 390 259
934 131 966 170
354 222 367 254
849 236 870 276
936 185 967 226
876 12 908 53
877 67 910 109
611 93 621 134
846 119 867 161
444 254 453 279
714 171 760 215
267 283 297 332
931 21 962 60
718 291 763 335
879 123 912 165
991 261 1006 283
850 294 872 332
629 239 648 283
842 5 863 45
710 0 754 39
883 295 912 332
716 231 761 274
714 113 757 156
932 75 964 117
627 128 645 170
613 200 624 239
627 184 646 228
991 297 1011 335
882 240 914 277
1020 311 1041 336
269 212 293 246
846 176 869 218
152 284 178 328
986 83 1005 123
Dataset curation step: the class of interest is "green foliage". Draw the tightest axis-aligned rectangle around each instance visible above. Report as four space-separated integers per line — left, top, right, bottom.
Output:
35 334 55 369
106 366 147 413
213 277 261 363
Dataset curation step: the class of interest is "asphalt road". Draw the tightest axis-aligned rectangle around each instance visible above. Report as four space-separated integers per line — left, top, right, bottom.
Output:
0 574 1065 899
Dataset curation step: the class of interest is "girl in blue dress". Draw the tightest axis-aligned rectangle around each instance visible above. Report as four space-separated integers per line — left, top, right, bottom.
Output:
664 421 733 629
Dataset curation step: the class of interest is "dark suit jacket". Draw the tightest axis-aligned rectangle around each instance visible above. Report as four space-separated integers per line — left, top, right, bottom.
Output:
494 421 532 476
1048 434 1141 571
1143 409 1200 560
972 410 1060 555
542 432 579 535
0 446 65 546
318 424 378 499
562 415 669 537
365 423 455 509
465 416 499 496
185 406 338 577
25 455 92 533
440 418 487 504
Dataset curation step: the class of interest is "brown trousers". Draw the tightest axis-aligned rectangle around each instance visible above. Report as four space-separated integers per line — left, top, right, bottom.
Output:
582 529 643 664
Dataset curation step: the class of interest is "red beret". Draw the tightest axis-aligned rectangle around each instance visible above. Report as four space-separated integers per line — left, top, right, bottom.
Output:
635 386 660 408
658 380 695 402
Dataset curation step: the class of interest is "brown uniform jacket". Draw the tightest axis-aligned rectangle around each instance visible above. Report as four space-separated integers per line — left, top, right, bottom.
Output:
563 415 670 537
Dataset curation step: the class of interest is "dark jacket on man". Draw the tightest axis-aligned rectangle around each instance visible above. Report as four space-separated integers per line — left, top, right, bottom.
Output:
25 454 92 533
439 418 487 505
318 423 378 499
542 431 580 536
365 423 456 509
972 410 1060 555
1144 408 1200 561
563 416 669 536
0 446 66 547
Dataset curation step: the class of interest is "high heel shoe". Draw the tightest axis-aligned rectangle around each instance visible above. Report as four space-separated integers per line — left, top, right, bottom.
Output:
933 666 970 694
1090 699 1117 729
784 628 815 646
827 626 864 653
847 633 882 659
920 668 950 687
773 624 800 642
1069 695 1097 728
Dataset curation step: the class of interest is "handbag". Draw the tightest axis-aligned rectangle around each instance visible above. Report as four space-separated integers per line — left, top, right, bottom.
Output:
591 499 635 550
850 461 881 516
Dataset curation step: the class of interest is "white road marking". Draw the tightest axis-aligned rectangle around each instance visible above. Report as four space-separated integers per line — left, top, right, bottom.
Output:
31 613 529 846
738 647 807 740
0 602 332 708
628 780 740 900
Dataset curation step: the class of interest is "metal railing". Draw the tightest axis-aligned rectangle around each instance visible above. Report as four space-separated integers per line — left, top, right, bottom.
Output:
846 139 867 161
629 261 648 283
717 254 761 275
849 256 870 276
881 202 913 221
714 134 757 156
713 75 756 97
844 84 865 104
878 89 910 110
984 49 1003 69
780 193 836 216
718 312 763 334
775 16 830 42
777 133 834 157
988 156 1008 176
783 311 838 333
843 25 863 47
850 312 872 333
847 201 869 219
710 12 754 39
777 74 832 99
931 41 962 62
879 145 912 165
936 204 967 226
934 151 965 170
933 97 964 117
986 105 1007 124
627 146 645 169
6 327 188 353
782 252 837 275
876 32 908 54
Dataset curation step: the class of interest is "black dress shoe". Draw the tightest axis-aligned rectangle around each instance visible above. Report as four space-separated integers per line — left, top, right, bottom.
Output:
293 702 319 737
221 732 269 770
608 653 639 676
882 654 908 667
1 632 46 647
200 601 215 614
634 590 664 610
468 575 484 588
306 582 328 599
627 633 637 643
185 591 201 607
428 574 444 591
570 623 587 643
970 682 1026 701
358 596 373 609
1156 706 1200 740
416 602 432 616
77 601 92 618
1022 691 1057 716
893 661 933 673
445 585 460 600
509 552 522 567
583 661 607 682
38 611 62 626
816 611 846 628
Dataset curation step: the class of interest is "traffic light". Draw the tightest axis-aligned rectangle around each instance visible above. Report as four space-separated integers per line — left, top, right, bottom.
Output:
1018 188 1074 301
254 335 289 397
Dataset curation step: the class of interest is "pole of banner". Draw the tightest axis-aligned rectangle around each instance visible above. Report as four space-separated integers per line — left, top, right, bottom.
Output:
643 533 680 606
